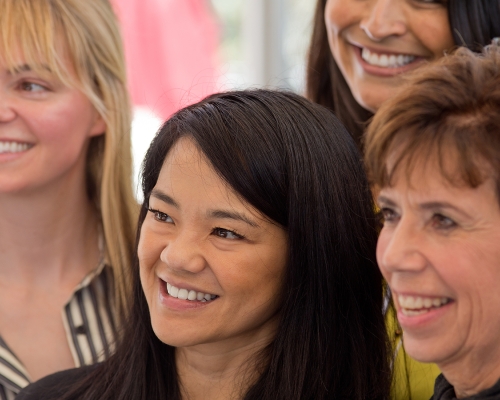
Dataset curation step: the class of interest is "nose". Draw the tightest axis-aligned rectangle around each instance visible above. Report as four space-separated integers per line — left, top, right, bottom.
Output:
360 0 408 42
377 218 427 274
0 93 16 122
160 230 206 274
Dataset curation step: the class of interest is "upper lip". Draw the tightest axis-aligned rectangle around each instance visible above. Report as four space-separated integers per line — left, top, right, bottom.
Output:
0 138 34 144
349 40 422 58
391 289 452 300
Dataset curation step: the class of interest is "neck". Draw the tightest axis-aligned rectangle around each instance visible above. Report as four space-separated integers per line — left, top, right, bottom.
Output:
439 346 500 398
176 323 277 400
0 174 100 287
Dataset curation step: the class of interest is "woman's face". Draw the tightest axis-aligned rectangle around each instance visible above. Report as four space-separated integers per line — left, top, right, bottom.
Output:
324 0 454 112
139 137 288 349
0 52 105 195
376 155 500 372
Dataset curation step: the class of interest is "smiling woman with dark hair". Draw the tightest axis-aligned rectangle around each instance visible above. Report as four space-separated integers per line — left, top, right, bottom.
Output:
307 0 500 148
17 89 391 400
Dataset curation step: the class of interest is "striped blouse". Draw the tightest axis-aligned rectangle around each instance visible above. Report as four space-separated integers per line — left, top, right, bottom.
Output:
0 261 118 400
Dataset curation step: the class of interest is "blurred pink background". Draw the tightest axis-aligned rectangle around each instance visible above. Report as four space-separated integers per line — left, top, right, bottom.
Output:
111 0 220 120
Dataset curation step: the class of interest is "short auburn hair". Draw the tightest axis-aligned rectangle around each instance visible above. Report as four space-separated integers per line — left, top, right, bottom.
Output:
364 43 500 201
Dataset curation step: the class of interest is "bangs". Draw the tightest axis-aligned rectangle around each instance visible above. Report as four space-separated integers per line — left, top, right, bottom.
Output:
383 123 492 191
0 0 75 87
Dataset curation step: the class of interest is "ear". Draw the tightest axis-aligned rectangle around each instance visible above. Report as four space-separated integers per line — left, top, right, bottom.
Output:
89 112 107 137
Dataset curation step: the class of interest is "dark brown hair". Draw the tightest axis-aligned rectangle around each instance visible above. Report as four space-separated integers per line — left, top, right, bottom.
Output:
306 0 500 149
364 44 500 198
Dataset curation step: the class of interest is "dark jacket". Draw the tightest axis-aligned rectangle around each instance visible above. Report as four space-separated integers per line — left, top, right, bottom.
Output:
432 374 500 400
16 364 98 400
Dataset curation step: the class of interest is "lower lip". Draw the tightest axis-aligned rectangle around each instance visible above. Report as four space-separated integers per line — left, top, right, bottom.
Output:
397 301 454 330
158 279 216 311
353 46 425 77
0 147 32 162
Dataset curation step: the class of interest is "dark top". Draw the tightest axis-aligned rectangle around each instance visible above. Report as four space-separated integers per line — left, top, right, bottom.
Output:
432 374 500 400
16 364 98 400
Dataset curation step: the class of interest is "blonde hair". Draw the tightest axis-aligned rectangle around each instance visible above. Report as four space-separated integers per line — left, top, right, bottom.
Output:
0 0 138 317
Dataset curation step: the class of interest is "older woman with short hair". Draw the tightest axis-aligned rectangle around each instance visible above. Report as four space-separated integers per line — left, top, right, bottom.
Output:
365 43 500 399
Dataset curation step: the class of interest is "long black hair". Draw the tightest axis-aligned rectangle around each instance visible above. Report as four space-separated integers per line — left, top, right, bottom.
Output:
306 0 500 148
61 89 391 399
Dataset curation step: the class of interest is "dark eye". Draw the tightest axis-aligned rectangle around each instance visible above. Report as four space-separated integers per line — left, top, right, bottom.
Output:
431 213 456 230
414 0 447 5
148 208 173 223
212 228 244 240
20 82 46 92
380 207 399 224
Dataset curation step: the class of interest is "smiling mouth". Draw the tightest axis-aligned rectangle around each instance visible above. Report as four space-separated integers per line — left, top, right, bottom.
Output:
361 47 417 68
398 294 451 316
166 281 218 303
0 141 32 154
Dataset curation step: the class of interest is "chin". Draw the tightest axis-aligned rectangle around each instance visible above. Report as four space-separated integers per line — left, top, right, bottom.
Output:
402 336 454 365
353 84 400 113
151 324 208 348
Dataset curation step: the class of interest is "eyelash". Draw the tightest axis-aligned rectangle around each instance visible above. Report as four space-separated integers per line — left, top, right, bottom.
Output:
147 208 245 240
147 208 173 223
379 207 399 224
431 213 456 230
379 207 457 231
19 81 48 92
211 227 245 240
413 0 448 5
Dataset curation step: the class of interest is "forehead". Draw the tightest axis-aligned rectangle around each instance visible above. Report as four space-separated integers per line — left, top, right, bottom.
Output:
156 138 244 206
381 152 499 208
0 29 75 84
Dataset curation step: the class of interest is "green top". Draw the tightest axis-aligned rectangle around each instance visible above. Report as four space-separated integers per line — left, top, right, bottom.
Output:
387 306 441 400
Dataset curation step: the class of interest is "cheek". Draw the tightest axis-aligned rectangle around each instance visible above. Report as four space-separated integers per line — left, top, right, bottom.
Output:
137 229 163 279
376 231 391 278
324 0 351 33
413 16 454 57
220 247 286 300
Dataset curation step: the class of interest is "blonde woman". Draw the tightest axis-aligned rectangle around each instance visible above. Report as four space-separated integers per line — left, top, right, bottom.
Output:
0 0 137 397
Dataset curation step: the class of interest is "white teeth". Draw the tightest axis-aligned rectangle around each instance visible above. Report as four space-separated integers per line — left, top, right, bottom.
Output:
361 47 416 68
379 54 388 67
0 141 31 154
169 285 179 298
398 294 450 316
166 282 217 302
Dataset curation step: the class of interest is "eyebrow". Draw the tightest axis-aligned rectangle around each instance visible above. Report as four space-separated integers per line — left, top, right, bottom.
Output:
377 195 396 207
150 189 179 208
12 64 32 73
149 189 259 227
207 209 259 228
9 64 53 75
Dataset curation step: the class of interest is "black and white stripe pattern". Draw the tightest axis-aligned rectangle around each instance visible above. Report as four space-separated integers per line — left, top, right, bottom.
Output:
0 262 118 399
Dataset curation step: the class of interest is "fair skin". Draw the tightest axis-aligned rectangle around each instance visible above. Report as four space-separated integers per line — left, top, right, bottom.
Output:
377 154 500 398
138 137 288 400
0 53 105 380
324 0 455 112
